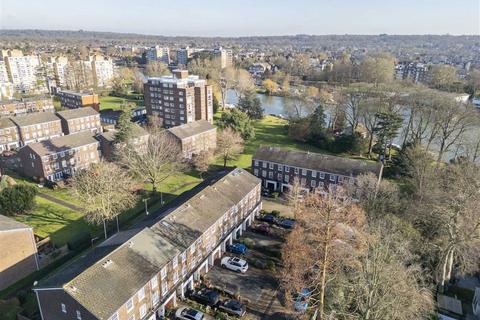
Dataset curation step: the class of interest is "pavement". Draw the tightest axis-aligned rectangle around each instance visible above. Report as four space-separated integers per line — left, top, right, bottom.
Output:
36 192 83 211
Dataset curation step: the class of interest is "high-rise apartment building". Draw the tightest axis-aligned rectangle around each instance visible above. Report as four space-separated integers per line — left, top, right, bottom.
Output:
51 56 69 87
176 47 204 66
146 46 170 65
144 70 213 128
1 49 40 92
88 55 114 87
213 47 233 69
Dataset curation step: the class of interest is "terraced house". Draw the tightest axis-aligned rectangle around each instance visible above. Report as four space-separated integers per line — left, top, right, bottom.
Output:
252 146 382 193
17 132 100 182
34 168 261 320
10 112 62 146
56 107 102 135
166 120 217 159
0 118 20 152
0 97 55 116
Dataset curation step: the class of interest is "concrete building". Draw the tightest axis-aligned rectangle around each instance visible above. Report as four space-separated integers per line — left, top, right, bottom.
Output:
144 70 213 128
0 97 54 117
146 46 170 65
0 118 20 152
1 49 40 92
56 107 102 135
166 120 217 159
88 55 114 87
213 47 233 69
33 168 261 320
51 56 69 87
99 108 123 126
252 146 382 193
0 81 14 100
395 62 431 83
176 47 204 66
17 132 100 182
0 215 39 290
57 90 100 111
10 112 62 146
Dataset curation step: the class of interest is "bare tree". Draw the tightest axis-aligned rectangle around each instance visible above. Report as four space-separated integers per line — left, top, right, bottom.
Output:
117 129 185 193
145 61 171 77
281 189 367 320
192 150 213 180
71 161 137 238
216 128 244 167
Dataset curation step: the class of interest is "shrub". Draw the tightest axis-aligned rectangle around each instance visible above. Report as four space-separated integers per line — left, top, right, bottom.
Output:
266 260 276 272
0 184 37 216
239 238 255 248
271 192 279 199
67 231 91 251
271 210 281 217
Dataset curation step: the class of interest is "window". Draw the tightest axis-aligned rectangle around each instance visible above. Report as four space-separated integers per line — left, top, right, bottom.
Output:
161 282 168 296
137 287 145 301
268 172 273 179
285 166 290 173
311 171 316 178
173 270 179 284
172 256 178 269
161 266 167 279
284 175 290 183
319 172 325 179
181 252 186 263
126 298 134 312
338 176 343 183
190 243 195 254
311 180 316 188
61 303 67 313
151 276 158 289
294 168 299 174
253 169 259 176
269 162 274 169
262 170 266 178
302 169 307 176
262 161 267 168
109 312 119 320
278 165 283 172
254 160 259 166
139 304 147 318
152 291 159 306
278 173 283 181
76 310 82 320
329 175 336 182
128 315 135 320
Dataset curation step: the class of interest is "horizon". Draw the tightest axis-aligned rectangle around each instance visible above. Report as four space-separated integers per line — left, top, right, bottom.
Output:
1 0 479 37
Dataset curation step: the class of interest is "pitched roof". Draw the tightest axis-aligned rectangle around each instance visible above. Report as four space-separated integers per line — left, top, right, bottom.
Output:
0 118 16 129
0 214 31 232
253 146 381 177
97 125 149 143
27 132 98 156
35 168 260 319
10 112 60 127
167 120 216 140
56 107 99 120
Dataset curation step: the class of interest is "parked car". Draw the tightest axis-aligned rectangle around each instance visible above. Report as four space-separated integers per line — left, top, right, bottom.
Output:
227 243 247 255
219 299 247 317
221 256 249 273
251 223 271 235
293 288 311 312
277 218 296 229
259 214 277 223
175 307 204 320
189 288 220 306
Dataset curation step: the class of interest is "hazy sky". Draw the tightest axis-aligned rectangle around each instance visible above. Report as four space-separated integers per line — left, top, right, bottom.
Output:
1 0 479 36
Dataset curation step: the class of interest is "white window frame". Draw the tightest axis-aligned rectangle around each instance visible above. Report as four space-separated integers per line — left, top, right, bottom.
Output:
139 304 147 318
150 275 158 289
137 287 145 301
76 310 82 320
61 303 67 314
126 298 134 312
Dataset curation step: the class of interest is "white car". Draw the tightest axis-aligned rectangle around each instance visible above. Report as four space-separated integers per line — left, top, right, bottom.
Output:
221 256 248 273
175 307 204 320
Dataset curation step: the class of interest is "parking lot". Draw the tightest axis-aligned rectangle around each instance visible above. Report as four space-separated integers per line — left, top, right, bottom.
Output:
205 230 294 320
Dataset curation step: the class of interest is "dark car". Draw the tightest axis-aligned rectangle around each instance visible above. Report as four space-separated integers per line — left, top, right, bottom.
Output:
259 214 277 223
227 243 247 255
277 219 296 229
251 223 271 235
189 288 220 307
219 299 247 317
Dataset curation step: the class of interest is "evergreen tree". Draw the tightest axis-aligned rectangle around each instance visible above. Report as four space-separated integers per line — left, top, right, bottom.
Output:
114 111 133 144
237 90 264 119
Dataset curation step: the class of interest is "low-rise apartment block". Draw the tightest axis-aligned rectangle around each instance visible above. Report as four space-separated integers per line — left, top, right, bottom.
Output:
166 120 217 159
34 168 261 320
56 107 102 135
17 132 100 182
0 97 55 117
96 124 149 160
10 112 62 146
57 90 100 111
0 215 39 290
144 70 213 128
99 108 123 126
252 146 382 193
0 118 20 152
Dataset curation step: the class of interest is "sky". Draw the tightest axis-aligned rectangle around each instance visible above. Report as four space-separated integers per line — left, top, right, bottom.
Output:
1 0 479 37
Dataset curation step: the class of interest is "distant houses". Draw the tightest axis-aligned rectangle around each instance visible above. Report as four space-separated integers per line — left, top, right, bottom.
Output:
252 146 382 193
0 214 39 290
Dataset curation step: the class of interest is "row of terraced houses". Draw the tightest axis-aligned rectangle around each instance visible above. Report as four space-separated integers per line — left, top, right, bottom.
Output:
33 168 261 320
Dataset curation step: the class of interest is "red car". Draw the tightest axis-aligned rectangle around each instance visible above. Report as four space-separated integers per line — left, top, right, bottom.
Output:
251 223 271 235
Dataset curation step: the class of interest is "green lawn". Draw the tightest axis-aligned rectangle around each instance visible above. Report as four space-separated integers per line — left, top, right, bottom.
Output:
216 115 327 168
99 95 143 111
14 197 93 247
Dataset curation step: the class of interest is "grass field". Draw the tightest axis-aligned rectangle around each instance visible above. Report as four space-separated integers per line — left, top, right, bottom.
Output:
99 95 143 110
216 114 326 168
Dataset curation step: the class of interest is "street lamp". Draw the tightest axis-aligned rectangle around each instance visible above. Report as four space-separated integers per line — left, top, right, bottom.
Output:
144 198 149 215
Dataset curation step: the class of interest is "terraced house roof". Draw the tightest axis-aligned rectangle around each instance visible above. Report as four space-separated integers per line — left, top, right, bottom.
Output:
56 107 99 120
167 120 216 140
10 112 60 127
27 132 98 156
253 146 382 177
35 168 260 320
